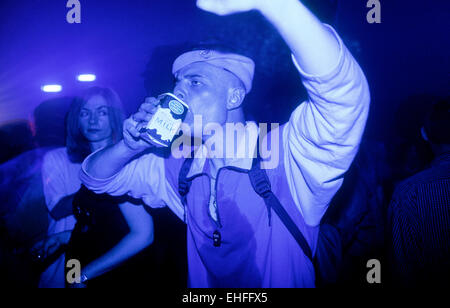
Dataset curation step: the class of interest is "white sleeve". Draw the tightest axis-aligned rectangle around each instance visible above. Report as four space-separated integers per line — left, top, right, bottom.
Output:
284 25 370 226
79 151 185 221
41 149 72 211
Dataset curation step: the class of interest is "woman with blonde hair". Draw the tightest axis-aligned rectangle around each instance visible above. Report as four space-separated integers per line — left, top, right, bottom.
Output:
34 87 153 288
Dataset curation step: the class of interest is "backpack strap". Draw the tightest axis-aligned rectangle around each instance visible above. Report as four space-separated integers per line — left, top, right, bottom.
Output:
249 158 273 226
177 151 314 262
248 157 314 263
178 157 194 222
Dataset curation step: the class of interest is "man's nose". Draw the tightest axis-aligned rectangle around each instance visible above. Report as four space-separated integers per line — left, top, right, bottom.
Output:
173 84 187 101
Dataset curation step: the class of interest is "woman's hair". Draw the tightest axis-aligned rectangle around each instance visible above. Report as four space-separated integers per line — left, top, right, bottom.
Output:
66 86 125 163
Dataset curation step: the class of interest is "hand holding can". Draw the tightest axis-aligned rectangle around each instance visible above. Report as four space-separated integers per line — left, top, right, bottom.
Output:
132 97 160 132
123 97 160 152
139 93 189 147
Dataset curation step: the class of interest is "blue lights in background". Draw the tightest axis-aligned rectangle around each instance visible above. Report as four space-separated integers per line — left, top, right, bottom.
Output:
77 74 96 82
41 85 62 93
41 74 96 93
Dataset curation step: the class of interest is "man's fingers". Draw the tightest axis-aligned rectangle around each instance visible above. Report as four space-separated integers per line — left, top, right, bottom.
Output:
196 0 256 15
132 97 159 123
137 121 151 132
132 111 146 122
144 97 159 106
126 121 142 138
196 0 215 11
124 117 141 137
133 111 153 123
121 97 162 152
197 0 226 15
141 97 159 112
132 99 157 129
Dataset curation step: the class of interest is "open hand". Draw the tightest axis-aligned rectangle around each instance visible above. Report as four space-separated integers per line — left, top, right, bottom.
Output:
196 0 268 16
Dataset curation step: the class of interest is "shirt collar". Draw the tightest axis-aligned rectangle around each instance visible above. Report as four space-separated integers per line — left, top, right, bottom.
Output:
186 121 259 178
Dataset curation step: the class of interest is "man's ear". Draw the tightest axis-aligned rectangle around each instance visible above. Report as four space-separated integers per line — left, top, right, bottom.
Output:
227 87 245 110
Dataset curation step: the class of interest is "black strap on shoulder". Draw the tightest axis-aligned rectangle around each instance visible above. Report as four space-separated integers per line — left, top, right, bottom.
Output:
248 157 313 263
178 158 194 200
178 157 194 222
177 151 313 262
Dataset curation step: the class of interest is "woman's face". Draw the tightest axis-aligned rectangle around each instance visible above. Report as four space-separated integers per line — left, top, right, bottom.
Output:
78 95 113 143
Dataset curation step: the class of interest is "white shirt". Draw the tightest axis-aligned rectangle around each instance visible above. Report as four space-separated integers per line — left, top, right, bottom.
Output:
80 25 370 228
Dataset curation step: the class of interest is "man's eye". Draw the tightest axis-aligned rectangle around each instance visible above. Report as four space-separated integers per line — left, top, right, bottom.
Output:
191 80 202 86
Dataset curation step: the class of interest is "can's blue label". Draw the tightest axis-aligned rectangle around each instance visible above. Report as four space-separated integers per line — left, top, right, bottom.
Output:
169 100 184 115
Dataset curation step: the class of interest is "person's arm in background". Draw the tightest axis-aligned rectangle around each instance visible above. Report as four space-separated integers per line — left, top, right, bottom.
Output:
197 0 370 226
32 149 76 258
74 202 154 287
31 230 72 260
388 189 423 286
41 150 74 220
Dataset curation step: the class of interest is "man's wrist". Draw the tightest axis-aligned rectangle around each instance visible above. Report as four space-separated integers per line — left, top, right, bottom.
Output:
120 139 144 156
116 139 151 166
257 0 298 21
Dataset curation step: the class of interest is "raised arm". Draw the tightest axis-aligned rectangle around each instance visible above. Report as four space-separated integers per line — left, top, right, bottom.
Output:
198 0 370 226
197 0 339 75
261 1 340 76
85 139 141 179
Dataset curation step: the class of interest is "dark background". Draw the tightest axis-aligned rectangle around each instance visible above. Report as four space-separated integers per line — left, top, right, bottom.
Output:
0 0 448 136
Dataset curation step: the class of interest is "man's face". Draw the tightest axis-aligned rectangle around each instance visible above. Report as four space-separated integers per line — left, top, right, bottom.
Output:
173 62 237 136
78 95 113 143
